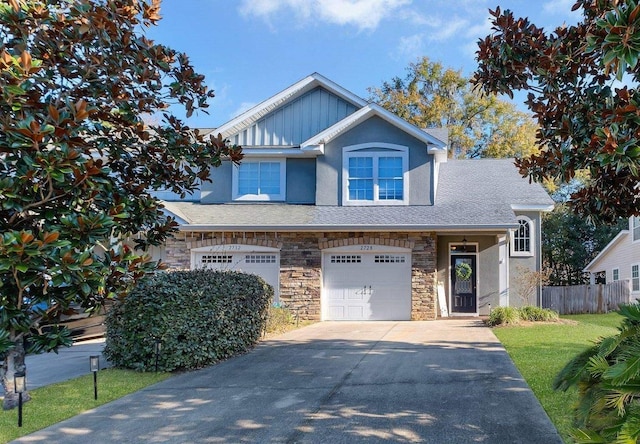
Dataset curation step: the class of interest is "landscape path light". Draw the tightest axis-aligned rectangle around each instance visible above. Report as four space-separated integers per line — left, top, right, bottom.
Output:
90 355 99 400
14 371 25 427
154 338 162 372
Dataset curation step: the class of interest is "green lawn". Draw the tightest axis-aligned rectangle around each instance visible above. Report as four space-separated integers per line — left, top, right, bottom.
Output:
492 312 623 443
0 369 170 443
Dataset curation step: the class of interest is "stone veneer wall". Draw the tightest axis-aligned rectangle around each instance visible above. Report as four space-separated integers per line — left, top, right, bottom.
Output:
164 231 437 321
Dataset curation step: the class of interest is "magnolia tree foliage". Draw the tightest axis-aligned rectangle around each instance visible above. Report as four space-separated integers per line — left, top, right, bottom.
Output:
368 56 539 159
474 1 640 223
0 0 241 409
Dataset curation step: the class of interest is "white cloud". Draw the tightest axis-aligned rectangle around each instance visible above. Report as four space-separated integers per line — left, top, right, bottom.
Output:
426 16 468 42
239 0 411 31
460 13 494 61
542 0 581 26
230 101 258 119
542 0 576 16
396 33 424 60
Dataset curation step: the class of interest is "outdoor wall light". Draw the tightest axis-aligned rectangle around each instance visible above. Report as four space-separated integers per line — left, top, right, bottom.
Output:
154 339 162 372
90 355 99 400
14 371 25 427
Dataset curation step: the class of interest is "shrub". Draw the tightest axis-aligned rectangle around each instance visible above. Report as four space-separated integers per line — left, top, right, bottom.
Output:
265 305 295 335
487 306 520 326
104 269 272 372
554 303 640 443
519 306 559 322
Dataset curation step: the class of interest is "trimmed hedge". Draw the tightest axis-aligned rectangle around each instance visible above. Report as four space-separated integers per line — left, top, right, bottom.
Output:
104 269 272 371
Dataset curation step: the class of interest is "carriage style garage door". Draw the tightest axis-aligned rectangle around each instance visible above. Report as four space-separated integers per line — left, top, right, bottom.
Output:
322 246 411 321
191 245 280 300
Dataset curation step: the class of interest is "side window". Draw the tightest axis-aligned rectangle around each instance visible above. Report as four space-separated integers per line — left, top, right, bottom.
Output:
612 268 620 282
632 264 640 292
510 217 534 257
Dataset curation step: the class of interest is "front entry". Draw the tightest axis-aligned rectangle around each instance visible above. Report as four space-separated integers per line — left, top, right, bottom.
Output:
451 255 477 313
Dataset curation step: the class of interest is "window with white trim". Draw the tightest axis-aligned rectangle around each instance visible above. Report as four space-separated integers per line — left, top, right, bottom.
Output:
632 264 640 292
510 217 534 257
232 159 286 201
612 268 620 281
342 144 408 205
633 216 640 242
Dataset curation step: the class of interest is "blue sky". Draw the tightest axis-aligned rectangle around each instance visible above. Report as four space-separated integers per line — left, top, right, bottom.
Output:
146 0 581 128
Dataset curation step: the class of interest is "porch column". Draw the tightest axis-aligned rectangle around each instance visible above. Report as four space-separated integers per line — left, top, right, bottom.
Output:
498 234 509 307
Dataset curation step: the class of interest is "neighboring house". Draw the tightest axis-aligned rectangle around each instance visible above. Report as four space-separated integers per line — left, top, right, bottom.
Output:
156 73 554 321
584 216 640 302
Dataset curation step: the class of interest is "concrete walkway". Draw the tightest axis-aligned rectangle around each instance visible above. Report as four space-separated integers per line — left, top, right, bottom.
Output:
13 320 562 443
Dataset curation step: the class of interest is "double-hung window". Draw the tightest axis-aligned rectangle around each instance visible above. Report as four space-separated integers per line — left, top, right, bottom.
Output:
343 144 408 205
232 159 286 201
510 216 534 257
632 264 640 292
633 216 640 242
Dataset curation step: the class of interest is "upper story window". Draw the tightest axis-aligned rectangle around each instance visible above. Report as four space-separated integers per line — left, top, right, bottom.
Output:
510 216 534 257
612 268 620 281
632 264 640 292
342 143 408 206
633 216 640 242
232 158 286 201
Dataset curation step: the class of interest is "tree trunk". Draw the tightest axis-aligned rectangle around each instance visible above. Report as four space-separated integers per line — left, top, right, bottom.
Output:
2 331 31 410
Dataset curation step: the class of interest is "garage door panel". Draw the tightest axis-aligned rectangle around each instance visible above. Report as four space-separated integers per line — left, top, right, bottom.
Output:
195 251 280 300
348 306 365 319
323 251 411 321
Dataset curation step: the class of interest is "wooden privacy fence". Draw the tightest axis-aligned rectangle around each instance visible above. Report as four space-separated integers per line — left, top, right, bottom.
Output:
542 280 631 314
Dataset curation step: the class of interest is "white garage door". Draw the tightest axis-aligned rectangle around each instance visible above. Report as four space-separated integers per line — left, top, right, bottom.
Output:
322 247 411 320
191 245 280 301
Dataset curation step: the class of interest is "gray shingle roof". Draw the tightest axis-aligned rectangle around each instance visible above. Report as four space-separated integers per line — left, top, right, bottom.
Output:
163 159 553 231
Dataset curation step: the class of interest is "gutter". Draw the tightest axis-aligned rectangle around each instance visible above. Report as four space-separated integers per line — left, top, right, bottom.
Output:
178 223 519 232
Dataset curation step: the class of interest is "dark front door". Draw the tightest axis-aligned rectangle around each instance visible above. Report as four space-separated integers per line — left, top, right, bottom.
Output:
451 255 477 313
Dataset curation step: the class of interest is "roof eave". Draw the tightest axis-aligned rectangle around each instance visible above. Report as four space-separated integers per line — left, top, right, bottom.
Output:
511 204 555 212
583 230 630 272
178 223 518 232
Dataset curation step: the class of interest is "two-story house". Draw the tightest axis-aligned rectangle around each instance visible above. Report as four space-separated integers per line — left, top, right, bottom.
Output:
157 73 554 321
584 216 640 302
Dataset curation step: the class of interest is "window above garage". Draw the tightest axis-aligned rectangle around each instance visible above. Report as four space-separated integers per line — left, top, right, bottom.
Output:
342 144 409 206
232 158 286 201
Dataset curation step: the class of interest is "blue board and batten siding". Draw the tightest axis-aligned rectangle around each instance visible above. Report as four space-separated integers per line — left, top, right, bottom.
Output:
230 87 358 146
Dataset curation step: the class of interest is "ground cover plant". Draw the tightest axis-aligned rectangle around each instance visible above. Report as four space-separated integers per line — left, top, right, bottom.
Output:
0 369 170 443
487 305 559 326
493 312 622 442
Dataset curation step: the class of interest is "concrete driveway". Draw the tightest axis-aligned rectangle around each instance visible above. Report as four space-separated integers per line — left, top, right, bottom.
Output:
14 320 562 443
